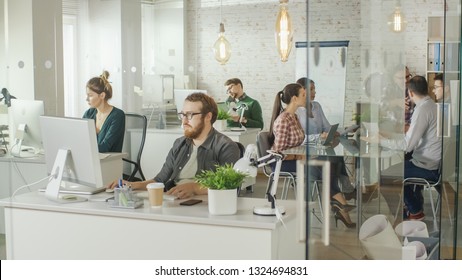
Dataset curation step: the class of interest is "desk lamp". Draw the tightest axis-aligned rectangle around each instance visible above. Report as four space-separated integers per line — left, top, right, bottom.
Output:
233 144 286 216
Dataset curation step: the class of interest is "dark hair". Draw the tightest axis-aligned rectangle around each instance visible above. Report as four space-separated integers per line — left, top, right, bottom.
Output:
295 77 313 88
434 73 444 83
185 92 218 124
268 83 303 145
407 75 428 96
224 78 243 89
86 70 112 100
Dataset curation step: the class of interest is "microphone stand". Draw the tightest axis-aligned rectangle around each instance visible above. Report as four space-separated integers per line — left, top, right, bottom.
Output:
231 103 248 131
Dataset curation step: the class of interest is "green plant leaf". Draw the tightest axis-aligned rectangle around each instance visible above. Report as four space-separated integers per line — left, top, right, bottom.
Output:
217 109 231 120
194 163 247 190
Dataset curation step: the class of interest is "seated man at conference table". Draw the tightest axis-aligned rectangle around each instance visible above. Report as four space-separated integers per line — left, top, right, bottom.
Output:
361 76 441 221
107 92 240 199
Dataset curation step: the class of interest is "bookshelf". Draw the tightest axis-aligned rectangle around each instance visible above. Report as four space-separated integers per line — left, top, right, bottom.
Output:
427 15 460 94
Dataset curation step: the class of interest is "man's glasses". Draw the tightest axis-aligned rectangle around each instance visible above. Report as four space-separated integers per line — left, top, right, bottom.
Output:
177 112 202 120
433 85 443 89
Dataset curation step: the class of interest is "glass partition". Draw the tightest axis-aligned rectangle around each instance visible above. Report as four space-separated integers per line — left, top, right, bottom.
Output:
306 0 461 260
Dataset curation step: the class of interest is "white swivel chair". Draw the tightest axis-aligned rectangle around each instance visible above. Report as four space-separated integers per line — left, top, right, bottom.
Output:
395 140 455 227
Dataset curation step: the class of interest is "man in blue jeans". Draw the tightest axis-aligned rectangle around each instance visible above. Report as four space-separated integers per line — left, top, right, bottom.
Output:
378 76 441 220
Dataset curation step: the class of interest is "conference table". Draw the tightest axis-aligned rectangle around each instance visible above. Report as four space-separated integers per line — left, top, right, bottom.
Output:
283 136 400 234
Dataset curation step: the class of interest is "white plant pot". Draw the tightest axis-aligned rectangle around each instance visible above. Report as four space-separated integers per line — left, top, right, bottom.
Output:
208 188 237 215
213 120 227 131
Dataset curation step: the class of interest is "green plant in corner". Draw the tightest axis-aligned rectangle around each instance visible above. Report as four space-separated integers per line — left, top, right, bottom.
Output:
195 164 247 190
217 109 231 120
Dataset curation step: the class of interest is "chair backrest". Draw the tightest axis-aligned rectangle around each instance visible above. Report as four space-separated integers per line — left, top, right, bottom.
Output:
256 131 273 177
122 113 147 181
235 141 245 158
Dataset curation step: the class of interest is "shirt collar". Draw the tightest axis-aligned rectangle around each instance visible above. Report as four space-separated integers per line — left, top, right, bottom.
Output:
415 95 431 107
236 93 247 101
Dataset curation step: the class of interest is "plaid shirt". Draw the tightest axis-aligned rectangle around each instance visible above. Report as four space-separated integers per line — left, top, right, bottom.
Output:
271 112 305 152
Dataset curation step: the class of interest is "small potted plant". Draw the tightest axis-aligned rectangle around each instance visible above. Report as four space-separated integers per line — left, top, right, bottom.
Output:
195 163 247 215
213 109 231 131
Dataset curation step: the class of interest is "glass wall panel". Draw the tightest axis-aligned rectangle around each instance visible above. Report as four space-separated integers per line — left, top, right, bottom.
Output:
306 0 461 260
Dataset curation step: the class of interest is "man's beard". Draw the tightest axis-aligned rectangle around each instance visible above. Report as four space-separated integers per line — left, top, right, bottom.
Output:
184 117 205 139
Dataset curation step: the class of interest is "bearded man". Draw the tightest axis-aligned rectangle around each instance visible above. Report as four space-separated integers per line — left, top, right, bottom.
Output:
109 93 240 199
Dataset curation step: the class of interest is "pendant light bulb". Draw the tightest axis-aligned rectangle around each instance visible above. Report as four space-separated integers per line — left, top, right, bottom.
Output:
213 23 231 65
388 2 406 32
275 0 293 62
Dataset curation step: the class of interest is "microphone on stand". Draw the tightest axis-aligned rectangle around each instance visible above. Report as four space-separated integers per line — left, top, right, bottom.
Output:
231 103 248 131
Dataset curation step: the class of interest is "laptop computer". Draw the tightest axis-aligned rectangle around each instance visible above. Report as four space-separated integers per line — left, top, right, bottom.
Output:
320 123 339 146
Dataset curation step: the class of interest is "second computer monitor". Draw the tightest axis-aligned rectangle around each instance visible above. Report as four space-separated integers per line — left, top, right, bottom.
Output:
9 99 44 156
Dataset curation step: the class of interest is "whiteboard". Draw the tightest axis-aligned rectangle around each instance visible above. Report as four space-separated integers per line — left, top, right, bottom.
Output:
295 41 349 126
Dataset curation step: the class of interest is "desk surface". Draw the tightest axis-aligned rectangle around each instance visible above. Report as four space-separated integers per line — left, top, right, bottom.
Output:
0 191 294 230
0 153 45 163
146 126 261 136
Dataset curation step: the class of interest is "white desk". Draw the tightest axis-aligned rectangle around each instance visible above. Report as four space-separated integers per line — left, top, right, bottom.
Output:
136 127 260 179
0 193 304 259
0 155 47 234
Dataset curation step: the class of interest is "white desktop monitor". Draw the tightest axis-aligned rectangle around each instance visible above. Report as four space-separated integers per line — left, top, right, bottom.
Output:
40 116 106 202
8 99 44 156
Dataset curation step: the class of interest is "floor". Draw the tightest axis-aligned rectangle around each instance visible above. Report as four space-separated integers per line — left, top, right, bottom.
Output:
0 173 460 260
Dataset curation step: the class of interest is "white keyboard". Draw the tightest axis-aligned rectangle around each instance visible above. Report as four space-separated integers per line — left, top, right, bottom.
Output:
134 192 178 201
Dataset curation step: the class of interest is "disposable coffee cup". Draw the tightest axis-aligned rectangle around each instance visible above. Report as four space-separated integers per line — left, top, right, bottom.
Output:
147 183 164 208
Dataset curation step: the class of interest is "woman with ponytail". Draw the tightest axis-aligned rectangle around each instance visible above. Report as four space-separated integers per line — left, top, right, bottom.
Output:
83 70 125 152
269 83 355 228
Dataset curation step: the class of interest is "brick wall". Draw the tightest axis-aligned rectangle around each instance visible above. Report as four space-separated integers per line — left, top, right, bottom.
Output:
185 0 449 130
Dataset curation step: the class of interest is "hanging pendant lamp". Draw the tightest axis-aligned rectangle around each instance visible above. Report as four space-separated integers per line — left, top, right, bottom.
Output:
275 0 293 62
213 0 231 65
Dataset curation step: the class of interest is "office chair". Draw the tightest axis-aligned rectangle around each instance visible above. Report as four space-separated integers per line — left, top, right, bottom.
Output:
395 140 455 228
256 131 296 200
122 113 147 181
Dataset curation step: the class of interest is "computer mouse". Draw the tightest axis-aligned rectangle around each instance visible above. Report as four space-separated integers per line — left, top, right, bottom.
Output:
62 194 78 200
105 188 115 193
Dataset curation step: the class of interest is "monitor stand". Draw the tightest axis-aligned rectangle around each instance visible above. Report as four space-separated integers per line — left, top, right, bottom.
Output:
45 149 88 203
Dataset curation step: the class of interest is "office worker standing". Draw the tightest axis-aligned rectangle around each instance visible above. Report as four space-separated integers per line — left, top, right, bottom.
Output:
83 71 125 153
109 93 240 199
269 83 355 228
224 78 264 129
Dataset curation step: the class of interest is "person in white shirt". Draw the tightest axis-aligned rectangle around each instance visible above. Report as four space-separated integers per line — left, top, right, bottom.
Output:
378 75 441 221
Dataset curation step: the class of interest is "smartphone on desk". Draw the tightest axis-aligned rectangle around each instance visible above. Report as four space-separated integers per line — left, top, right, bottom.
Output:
179 199 202 206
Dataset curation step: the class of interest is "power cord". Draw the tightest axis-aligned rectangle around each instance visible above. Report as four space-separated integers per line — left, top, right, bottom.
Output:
11 174 53 199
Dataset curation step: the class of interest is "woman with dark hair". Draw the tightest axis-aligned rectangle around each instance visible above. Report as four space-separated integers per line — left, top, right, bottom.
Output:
83 70 125 153
270 83 355 228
